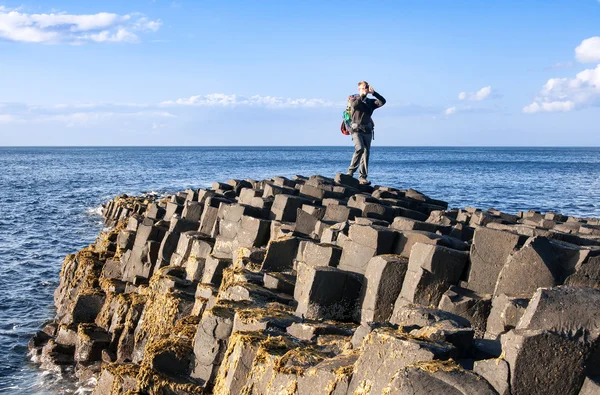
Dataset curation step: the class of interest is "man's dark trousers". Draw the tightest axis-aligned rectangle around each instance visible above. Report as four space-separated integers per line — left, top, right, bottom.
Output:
348 131 373 179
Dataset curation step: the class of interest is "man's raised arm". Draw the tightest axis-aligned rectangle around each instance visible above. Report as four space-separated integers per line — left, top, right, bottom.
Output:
372 91 386 108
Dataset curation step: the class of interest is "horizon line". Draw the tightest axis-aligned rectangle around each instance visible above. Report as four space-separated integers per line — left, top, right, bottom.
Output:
1 145 599 148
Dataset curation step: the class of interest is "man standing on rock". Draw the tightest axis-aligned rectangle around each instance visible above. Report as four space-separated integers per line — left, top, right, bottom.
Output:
346 81 386 185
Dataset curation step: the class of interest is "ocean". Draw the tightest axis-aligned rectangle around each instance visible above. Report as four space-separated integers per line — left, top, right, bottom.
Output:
0 146 598 394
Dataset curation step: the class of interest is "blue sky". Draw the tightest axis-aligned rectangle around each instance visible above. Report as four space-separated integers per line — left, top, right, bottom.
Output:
1 0 599 146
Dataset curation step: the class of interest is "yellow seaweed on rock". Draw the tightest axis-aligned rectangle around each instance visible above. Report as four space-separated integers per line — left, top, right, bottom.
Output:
406 358 463 373
172 315 201 340
136 363 204 395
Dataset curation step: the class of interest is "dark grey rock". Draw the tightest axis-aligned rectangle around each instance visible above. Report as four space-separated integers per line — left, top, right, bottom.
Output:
191 304 235 385
304 242 342 268
269 194 310 222
494 237 587 298
348 327 457 395
565 255 600 288
294 264 363 321
201 255 231 286
263 272 296 295
396 242 468 308
502 328 587 395
393 230 445 258
484 293 529 340
473 358 510 395
516 286 600 342
386 363 498 394
466 227 526 294
261 236 300 272
359 254 408 323
438 286 492 338
182 201 203 222
74 325 111 363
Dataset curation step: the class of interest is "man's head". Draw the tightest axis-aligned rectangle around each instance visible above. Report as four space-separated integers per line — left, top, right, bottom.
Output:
358 81 369 97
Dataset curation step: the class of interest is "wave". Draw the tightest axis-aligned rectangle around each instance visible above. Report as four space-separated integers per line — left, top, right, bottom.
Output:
85 205 103 217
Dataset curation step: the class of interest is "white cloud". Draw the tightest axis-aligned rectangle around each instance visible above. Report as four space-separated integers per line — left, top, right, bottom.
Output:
0 92 345 126
523 64 600 113
575 36 600 63
0 102 175 126
444 107 456 115
458 86 492 101
0 114 16 123
0 7 161 44
522 101 575 114
160 93 340 108
547 61 574 70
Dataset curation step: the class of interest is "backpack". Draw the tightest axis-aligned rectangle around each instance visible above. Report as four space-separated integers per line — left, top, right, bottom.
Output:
340 96 355 135
340 95 374 136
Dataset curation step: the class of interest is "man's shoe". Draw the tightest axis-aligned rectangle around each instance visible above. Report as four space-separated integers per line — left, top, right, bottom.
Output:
346 171 354 177
359 178 371 185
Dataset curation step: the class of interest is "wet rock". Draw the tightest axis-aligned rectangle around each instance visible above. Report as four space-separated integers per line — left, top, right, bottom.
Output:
74 324 111 363
28 330 51 351
75 361 102 382
64 292 106 324
40 340 75 371
55 324 79 345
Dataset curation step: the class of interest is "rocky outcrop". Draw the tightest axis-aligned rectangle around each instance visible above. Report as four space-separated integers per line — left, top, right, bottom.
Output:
30 174 600 394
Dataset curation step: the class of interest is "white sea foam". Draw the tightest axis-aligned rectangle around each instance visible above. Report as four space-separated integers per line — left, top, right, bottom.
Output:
85 205 103 216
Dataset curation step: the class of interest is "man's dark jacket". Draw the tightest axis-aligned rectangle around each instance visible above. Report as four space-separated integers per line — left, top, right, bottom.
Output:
349 92 386 133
